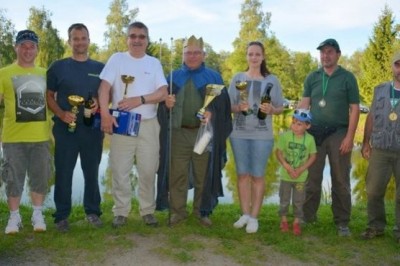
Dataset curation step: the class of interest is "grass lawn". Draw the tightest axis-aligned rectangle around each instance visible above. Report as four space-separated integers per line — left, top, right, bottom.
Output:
0 200 399 265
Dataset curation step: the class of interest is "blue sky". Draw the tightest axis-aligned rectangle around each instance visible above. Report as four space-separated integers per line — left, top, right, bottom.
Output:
1 0 399 58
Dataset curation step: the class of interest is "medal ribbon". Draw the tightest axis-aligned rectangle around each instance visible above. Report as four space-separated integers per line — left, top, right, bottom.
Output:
322 72 330 98
391 82 400 110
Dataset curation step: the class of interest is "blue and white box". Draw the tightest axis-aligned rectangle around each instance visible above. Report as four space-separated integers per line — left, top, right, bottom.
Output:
110 109 141 136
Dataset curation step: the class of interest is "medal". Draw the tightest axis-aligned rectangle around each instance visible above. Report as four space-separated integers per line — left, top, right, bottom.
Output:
320 73 329 108
389 112 398 121
389 82 399 121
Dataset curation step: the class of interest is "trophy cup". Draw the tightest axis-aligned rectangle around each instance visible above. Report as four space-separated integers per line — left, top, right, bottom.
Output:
121 75 135 98
235 80 252 115
67 95 84 133
196 84 224 119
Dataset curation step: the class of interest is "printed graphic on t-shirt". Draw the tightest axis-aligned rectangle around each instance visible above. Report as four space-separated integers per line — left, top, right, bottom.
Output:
286 141 306 168
234 80 268 131
12 74 46 122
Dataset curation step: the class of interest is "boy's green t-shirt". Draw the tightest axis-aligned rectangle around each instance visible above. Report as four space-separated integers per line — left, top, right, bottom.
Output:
276 131 317 182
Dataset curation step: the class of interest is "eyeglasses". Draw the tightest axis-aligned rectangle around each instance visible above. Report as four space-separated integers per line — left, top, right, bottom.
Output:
184 51 203 56
129 34 147 40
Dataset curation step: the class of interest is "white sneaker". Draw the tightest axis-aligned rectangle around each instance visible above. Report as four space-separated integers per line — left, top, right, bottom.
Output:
233 214 249 228
246 218 258 233
5 213 22 234
32 212 46 232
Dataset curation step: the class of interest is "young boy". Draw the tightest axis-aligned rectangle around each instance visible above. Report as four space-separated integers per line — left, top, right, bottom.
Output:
275 109 317 235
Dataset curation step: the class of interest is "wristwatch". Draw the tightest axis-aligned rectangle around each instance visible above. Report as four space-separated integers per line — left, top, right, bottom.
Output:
140 95 146 104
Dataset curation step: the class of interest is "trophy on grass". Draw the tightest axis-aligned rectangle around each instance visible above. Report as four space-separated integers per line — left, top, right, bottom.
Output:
67 95 84 133
196 84 224 119
121 75 135 99
235 80 252 115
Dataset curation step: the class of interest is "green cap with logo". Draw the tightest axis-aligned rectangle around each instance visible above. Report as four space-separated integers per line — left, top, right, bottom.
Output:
317 38 340 52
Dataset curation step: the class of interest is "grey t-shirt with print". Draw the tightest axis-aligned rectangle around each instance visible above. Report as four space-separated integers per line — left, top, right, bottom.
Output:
228 72 284 140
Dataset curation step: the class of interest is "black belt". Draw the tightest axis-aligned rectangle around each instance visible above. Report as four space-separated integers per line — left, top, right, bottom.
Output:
181 125 199 129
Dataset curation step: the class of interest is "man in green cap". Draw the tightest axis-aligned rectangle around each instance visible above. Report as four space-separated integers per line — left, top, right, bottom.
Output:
297 38 360 237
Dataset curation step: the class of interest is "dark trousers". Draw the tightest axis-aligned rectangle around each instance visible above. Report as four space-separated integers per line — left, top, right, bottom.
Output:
169 128 209 219
52 122 103 223
279 180 305 219
366 148 400 233
303 130 352 226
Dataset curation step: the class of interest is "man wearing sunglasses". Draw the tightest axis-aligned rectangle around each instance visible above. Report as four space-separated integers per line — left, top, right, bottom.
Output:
0 30 50 234
298 38 360 237
98 21 168 228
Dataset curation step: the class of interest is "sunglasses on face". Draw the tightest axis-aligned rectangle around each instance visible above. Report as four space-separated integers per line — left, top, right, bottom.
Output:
128 34 147 40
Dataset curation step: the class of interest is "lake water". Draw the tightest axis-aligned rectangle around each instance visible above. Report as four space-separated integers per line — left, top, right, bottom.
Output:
0 150 345 209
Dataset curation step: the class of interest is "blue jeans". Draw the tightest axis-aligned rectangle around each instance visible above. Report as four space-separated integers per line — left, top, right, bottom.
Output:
365 148 400 233
229 138 273 177
52 122 103 223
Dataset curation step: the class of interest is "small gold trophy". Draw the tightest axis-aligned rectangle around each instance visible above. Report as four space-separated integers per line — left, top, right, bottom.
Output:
67 95 84 133
196 84 224 119
121 75 135 98
235 80 252 115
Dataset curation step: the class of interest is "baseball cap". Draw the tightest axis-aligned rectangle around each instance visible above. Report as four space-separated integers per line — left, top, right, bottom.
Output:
317 38 341 52
293 109 312 123
16 30 39 45
392 52 400 65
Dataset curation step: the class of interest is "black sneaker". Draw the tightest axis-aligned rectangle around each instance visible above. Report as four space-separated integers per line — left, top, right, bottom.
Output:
361 228 384 240
112 216 127 228
56 219 69 233
142 214 158 227
86 214 103 228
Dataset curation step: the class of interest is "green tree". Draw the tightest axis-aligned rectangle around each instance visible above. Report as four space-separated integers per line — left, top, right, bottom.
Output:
358 6 400 105
221 0 271 83
340 51 363 82
0 9 16 67
27 7 64 68
63 40 105 63
204 43 222 74
288 51 318 100
103 0 138 58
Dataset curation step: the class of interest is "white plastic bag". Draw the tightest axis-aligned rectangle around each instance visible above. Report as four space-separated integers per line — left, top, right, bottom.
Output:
193 123 213 155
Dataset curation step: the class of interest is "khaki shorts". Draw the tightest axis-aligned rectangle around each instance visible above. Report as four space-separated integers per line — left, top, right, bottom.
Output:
1 141 51 197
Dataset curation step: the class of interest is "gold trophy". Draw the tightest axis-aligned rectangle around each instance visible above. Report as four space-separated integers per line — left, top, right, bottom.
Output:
67 95 84 133
121 75 135 98
235 80 252 115
196 84 224 119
